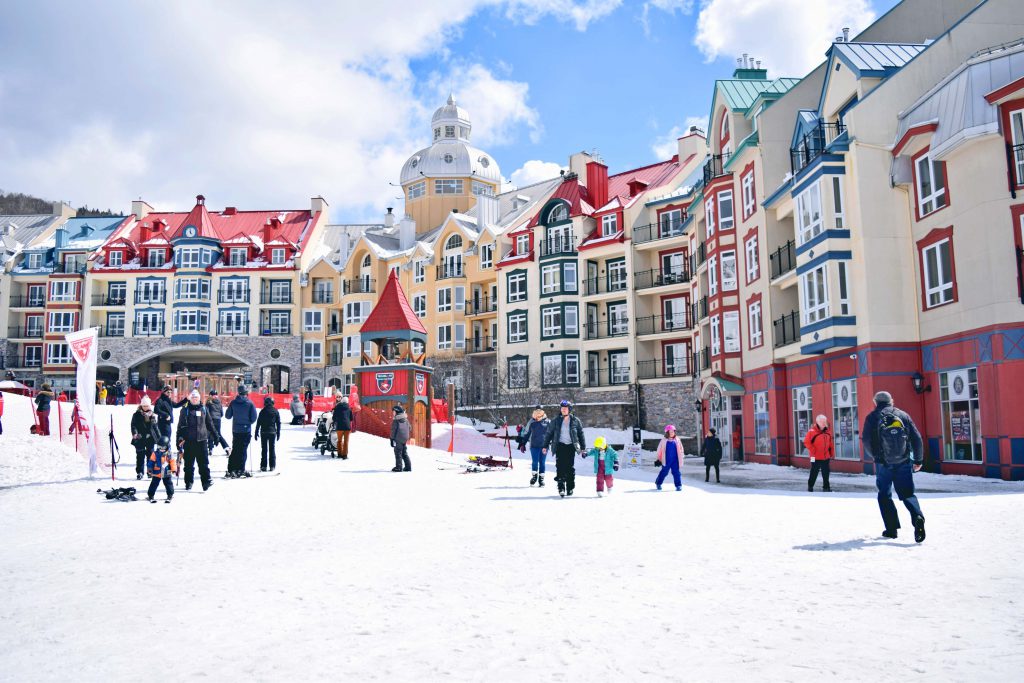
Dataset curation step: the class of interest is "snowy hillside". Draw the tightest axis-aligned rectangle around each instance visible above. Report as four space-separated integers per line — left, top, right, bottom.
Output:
1 391 1023 681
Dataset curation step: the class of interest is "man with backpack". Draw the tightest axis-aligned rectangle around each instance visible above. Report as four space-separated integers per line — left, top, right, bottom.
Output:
862 391 926 543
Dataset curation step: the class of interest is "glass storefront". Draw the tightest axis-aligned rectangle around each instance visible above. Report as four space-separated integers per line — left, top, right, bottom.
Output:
940 368 982 462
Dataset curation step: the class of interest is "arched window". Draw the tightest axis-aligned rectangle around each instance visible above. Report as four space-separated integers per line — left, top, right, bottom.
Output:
445 234 463 251
361 254 371 268
719 110 731 153
548 203 569 224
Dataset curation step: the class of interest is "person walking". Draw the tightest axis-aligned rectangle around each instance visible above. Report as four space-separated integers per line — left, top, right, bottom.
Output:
804 415 835 492
543 400 585 497
254 396 282 472
656 424 685 490
175 389 215 491
303 386 314 425
389 404 411 472
333 395 353 459
205 389 231 456
154 386 186 449
225 384 258 478
98 385 108 405
517 405 550 487
701 427 723 483
863 391 926 543
584 436 619 497
130 396 161 480
289 393 306 426
34 383 54 436
113 380 126 406
146 439 176 503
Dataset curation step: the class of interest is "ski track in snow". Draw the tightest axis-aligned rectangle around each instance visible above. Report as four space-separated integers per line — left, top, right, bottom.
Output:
1 393 1023 681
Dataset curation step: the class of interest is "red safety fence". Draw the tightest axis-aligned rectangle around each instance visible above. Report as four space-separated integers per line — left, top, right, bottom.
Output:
431 399 449 423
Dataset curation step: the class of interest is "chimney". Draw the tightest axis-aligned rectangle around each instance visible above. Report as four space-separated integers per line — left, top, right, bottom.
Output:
223 207 237 216
568 151 593 180
263 217 281 246
627 179 648 198
398 216 416 251
843 27 850 42
476 195 499 228
310 196 328 215
54 223 68 249
384 207 395 228
586 160 609 210
132 199 154 220
733 56 768 80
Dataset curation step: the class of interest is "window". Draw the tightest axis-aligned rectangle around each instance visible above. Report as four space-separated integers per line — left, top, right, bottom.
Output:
107 313 125 337
25 315 43 336
229 248 247 266
831 176 845 229
705 197 716 237
408 181 426 200
27 284 45 305
480 244 493 269
660 251 685 283
49 280 77 302
607 259 627 291
437 287 452 312
135 311 164 335
515 234 530 255
344 301 370 324
608 302 628 335
792 387 813 456
177 247 202 268
542 352 580 386
718 190 734 231
915 151 947 217
435 179 464 195
719 111 730 150
136 280 164 304
563 262 577 292
27 253 43 269
831 380 859 460
453 286 466 311
741 169 756 219
745 236 759 283
301 341 322 364
507 271 527 302
271 248 286 265
663 297 687 330
609 351 630 384
303 310 323 332
361 254 371 268
548 204 569 224
507 311 528 343
664 342 688 375
108 282 127 304
269 281 291 303
219 311 248 335
174 309 210 332
541 264 559 294
921 238 955 308
601 214 618 237
220 279 248 303
541 304 578 338
721 251 737 291
837 261 850 315
940 368 981 462
445 125 455 138
801 264 829 324
748 301 763 348
25 345 42 367
108 251 123 267
753 391 770 455
472 181 494 197
796 182 823 245
343 336 360 358
445 234 463 251
176 278 210 300
47 343 72 365
147 249 166 268
49 312 75 333
437 325 452 350
313 279 333 303
267 311 290 335
723 311 740 353
413 293 426 318
708 255 718 295
508 357 528 388
1011 109 1024 184
710 315 721 356
64 254 84 272
433 127 441 141
660 209 683 238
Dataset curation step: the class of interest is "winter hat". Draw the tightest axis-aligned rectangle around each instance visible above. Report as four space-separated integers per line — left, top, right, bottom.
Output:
209 388 218 396
237 384 249 396
393 404 405 414
140 396 152 409
709 427 717 435
874 391 893 405
264 396 275 406
162 385 172 394
594 436 607 449
665 424 676 434
341 396 349 404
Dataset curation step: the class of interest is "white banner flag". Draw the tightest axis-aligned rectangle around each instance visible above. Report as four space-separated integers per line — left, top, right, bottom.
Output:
66 327 99 475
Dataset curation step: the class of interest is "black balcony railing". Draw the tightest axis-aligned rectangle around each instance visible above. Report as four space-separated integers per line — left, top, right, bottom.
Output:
636 313 692 336
466 296 498 316
218 289 250 304
10 296 46 308
790 120 846 176
697 296 709 321
1017 245 1024 305
133 322 165 337
436 263 465 280
1010 143 1024 193
326 352 344 366
702 153 731 185
259 324 292 337
98 325 125 338
7 326 43 339
637 358 690 380
326 323 343 336
700 347 710 371
634 267 690 290
467 335 497 354
585 366 631 387
92 294 128 306
696 242 707 266
260 291 293 305
773 311 801 348
583 317 631 340
539 236 577 257
343 278 376 294
583 276 630 296
312 291 335 304
769 240 797 280
216 320 250 336
134 291 166 305
633 219 687 245
53 262 87 275
11 355 43 368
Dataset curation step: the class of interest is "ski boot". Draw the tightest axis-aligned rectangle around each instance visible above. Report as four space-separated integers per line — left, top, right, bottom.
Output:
913 515 926 543
882 529 898 539
530 471 538 486
147 494 156 503
392 466 402 472
538 475 545 488
185 483 192 491
136 472 143 480
557 478 565 497
165 495 173 504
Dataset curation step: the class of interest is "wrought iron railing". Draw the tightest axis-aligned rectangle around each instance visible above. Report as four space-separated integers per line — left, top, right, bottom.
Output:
467 335 497 354
133 322 165 337
260 291 293 305
343 278 376 294
583 276 630 296
134 291 166 305
703 153 731 185
633 219 687 245
585 366 631 387
637 358 690 380
583 317 631 340
92 294 128 306
216 321 251 336
636 313 692 336
9 296 46 308
539 236 577 257
769 240 796 280
218 289 250 304
465 296 498 316
790 121 846 176
7 327 43 339
773 311 801 348
436 263 465 280
634 267 690 290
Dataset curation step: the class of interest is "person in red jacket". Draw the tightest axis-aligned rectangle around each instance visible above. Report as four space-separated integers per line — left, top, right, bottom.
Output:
803 414 835 492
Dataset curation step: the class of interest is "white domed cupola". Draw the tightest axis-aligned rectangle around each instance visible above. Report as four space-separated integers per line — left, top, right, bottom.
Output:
399 93 502 186
432 93 472 142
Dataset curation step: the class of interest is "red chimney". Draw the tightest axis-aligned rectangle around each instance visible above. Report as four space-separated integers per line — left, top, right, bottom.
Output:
263 217 281 246
223 207 237 216
586 161 609 210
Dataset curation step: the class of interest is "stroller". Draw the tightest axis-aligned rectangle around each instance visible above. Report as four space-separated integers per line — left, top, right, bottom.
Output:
311 412 337 456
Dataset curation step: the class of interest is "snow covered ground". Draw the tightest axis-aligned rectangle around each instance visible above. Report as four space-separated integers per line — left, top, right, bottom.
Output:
2 392 1023 681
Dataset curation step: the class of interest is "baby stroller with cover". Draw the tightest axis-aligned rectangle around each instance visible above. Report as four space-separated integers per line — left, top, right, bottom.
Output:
311 412 336 456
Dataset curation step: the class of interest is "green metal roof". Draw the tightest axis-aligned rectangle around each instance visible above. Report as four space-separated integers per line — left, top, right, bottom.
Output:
718 77 800 112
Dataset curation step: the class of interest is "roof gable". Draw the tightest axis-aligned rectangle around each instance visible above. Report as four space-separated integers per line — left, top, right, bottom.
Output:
360 270 428 337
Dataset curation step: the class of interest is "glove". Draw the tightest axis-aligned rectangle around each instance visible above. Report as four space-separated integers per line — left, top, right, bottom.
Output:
177 439 185 451
390 440 396 448
613 464 619 471
655 459 663 467
582 452 588 459
518 444 526 453
277 433 281 442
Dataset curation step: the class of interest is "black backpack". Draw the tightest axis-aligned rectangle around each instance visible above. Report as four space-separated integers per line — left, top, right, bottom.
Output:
876 408 909 463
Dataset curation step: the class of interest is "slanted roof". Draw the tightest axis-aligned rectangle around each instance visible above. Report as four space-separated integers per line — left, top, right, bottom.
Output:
716 77 801 113
360 270 428 342
833 42 926 77
177 195 217 239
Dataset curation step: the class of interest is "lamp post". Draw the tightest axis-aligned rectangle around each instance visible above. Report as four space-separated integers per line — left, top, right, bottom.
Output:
694 398 704 456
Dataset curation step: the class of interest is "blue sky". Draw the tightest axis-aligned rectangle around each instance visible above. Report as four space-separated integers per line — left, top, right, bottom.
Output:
0 0 900 221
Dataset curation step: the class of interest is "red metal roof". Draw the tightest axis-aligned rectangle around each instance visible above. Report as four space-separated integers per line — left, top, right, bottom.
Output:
360 270 428 336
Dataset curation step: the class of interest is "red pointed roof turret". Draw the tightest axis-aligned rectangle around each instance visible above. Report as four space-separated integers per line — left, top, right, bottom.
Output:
176 194 216 239
360 270 427 343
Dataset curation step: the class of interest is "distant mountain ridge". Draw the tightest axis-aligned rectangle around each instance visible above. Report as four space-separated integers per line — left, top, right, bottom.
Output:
0 190 117 217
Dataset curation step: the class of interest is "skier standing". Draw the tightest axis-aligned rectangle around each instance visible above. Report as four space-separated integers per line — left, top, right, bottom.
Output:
584 436 619 497
146 438 176 503
130 396 161 480
656 425 685 491
333 395 352 459
389 404 411 472
701 427 723 483
518 405 550 487
804 415 835 492
543 400 585 497
205 389 230 456
862 391 926 542
34 383 54 436
225 385 258 478
175 389 215 491
254 396 281 472
154 386 186 447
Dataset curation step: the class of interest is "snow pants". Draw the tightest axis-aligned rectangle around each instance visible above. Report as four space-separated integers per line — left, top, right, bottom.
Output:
336 430 350 457
260 434 277 470
530 447 546 473
229 432 251 473
596 470 613 492
555 443 576 491
207 418 229 453
705 463 720 482
135 445 151 476
876 461 923 532
148 474 174 499
394 443 411 471
808 460 831 490
36 409 50 436
182 441 212 488
656 452 682 488
304 401 313 424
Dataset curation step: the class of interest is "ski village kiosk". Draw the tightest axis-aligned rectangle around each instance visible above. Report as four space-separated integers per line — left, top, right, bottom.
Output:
353 271 433 448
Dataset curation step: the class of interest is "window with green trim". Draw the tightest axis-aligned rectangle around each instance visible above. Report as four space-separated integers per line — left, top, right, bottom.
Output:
507 270 527 303
507 310 528 344
606 258 627 292
508 356 529 388
540 303 578 339
541 352 580 387
539 260 577 296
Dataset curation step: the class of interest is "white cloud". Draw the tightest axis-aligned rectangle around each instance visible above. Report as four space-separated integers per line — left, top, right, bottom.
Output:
694 0 875 77
510 160 565 188
428 63 542 147
640 0 694 37
503 0 622 31
651 116 707 159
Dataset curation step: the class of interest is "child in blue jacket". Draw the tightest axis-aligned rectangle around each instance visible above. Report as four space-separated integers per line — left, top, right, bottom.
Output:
584 436 619 497
518 406 551 487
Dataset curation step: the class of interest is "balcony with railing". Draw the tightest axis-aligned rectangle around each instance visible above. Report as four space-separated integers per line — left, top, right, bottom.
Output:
790 120 846 176
258 319 292 336
702 153 731 185
216 320 251 336
773 311 801 348
1010 142 1024 191
217 289 250 304
343 278 376 295
259 290 293 305
98 325 125 338
696 242 707 266
634 267 690 291
585 366 631 387
633 218 687 245
692 296 709 322
769 240 797 280
467 334 497 354
9 295 47 309
53 262 87 275
636 312 692 336
700 347 710 371
92 293 128 307
436 263 465 280
583 317 631 341
134 291 167 305
465 296 498 316
583 276 629 297
133 322 165 337
539 236 577 257
7 326 43 339
637 358 690 380
312 291 335 305
326 352 344 367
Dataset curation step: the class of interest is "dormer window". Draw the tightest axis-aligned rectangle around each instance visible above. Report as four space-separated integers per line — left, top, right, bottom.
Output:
271 248 286 265
362 254 371 268
515 234 529 255
27 253 43 269
229 248 247 266
147 249 166 268
445 125 455 138
108 250 123 267
548 204 569 224
601 214 618 237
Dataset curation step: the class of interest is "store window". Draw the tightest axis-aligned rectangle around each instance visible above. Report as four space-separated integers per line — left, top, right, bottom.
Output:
754 391 770 455
940 368 981 462
831 380 859 460
792 386 812 457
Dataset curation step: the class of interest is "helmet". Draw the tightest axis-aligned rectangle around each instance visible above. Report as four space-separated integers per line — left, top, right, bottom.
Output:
594 436 607 449
559 400 571 408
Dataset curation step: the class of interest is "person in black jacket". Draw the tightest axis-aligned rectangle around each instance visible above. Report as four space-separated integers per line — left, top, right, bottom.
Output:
155 386 187 447
113 380 126 406
333 395 353 459
254 396 282 472
205 389 230 456
34 383 54 436
225 385 258 477
701 428 723 483
130 396 161 480
175 389 216 491
543 400 586 497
